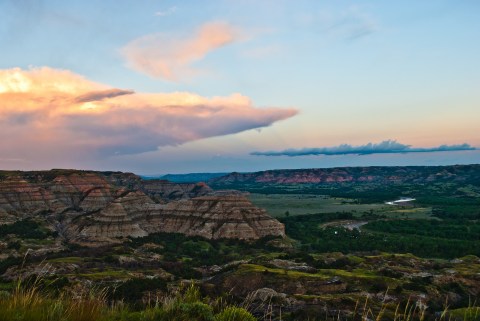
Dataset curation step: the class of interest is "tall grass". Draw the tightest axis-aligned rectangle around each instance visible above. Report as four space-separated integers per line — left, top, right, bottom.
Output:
0 278 478 321
0 279 256 321
0 277 108 321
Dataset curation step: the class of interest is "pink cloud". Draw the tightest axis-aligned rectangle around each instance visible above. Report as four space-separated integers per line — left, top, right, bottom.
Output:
0 67 297 163
122 21 240 81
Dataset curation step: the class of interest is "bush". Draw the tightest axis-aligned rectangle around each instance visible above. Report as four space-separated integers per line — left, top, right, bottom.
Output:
159 302 215 321
215 306 256 321
0 220 50 239
111 278 167 303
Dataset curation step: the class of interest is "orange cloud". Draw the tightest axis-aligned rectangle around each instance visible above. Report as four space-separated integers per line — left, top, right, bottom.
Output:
0 67 297 162
122 21 240 81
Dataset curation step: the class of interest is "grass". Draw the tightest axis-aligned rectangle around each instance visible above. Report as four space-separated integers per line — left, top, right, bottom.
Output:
236 263 329 279
47 257 84 264
235 264 399 288
449 306 480 321
75 269 132 280
248 193 434 220
381 207 434 219
248 194 386 217
0 282 13 291
0 276 478 320
0 279 257 321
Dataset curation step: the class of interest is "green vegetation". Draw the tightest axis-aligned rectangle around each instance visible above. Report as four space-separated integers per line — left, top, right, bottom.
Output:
47 257 84 264
449 307 480 321
129 232 279 278
0 281 257 321
248 193 387 217
1 279 478 321
281 212 480 259
242 177 480 260
365 219 480 240
0 257 22 275
222 177 480 220
0 219 52 239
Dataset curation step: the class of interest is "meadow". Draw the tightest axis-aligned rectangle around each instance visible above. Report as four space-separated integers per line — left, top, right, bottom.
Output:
248 193 433 219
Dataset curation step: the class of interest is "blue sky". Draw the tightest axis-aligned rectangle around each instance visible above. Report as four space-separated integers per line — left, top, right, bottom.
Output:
0 0 479 174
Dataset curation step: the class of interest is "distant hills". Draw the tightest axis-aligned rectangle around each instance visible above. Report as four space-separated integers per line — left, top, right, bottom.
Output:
208 164 480 185
143 172 229 183
154 165 480 186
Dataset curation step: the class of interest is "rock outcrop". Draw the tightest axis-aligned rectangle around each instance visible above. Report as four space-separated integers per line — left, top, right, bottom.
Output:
0 170 284 246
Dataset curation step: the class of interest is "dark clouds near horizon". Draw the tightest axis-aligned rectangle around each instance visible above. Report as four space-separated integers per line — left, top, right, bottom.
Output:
251 140 476 157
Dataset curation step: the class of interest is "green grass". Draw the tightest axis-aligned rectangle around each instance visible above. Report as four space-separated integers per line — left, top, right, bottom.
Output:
248 193 387 217
74 269 132 280
248 193 435 221
235 264 399 287
47 257 84 264
1 275 477 320
381 206 434 219
449 307 480 321
235 263 329 279
0 282 257 321
0 282 13 291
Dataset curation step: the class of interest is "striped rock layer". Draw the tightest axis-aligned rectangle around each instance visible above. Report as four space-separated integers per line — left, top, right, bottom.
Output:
0 170 285 246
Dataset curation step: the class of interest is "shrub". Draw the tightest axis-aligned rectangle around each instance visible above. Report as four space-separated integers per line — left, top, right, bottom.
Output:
153 302 215 321
215 306 256 321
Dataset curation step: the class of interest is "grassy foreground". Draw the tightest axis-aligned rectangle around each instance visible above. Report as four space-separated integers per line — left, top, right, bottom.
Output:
0 281 255 321
0 280 479 321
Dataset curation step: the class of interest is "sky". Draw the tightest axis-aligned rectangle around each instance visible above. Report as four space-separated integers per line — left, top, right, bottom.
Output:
0 0 479 174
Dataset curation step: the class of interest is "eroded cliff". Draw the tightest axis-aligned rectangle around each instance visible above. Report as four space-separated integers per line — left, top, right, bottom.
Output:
0 170 285 246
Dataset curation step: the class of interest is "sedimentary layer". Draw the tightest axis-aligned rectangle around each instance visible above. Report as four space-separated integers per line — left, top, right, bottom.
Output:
0 170 285 246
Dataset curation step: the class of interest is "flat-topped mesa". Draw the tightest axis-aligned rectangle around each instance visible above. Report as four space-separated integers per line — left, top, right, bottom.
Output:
143 195 285 240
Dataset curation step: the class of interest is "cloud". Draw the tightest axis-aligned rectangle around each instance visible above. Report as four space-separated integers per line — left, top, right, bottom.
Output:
122 21 240 81
74 88 134 103
0 67 297 161
154 6 177 17
251 140 476 157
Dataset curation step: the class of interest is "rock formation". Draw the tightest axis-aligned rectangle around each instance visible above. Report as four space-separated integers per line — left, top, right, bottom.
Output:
69 194 285 246
143 195 285 240
0 170 285 246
